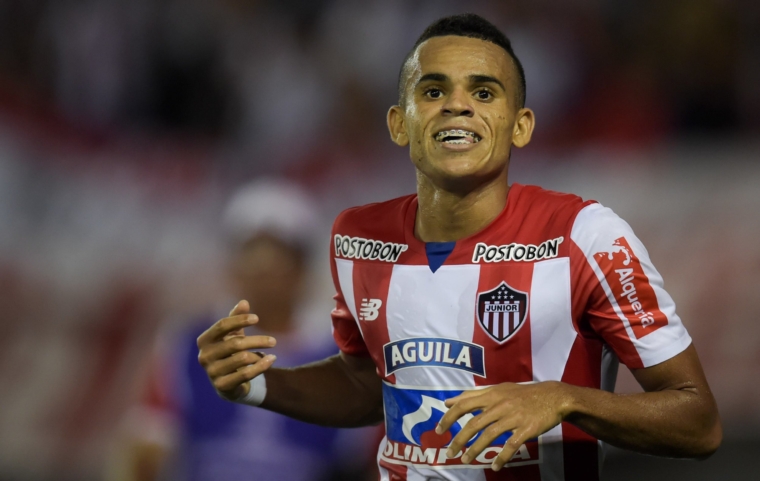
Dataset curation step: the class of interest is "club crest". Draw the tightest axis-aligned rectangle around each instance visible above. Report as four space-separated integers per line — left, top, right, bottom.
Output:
476 281 528 343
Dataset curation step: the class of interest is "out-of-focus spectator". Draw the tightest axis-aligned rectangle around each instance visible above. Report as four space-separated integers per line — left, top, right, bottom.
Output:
108 179 377 481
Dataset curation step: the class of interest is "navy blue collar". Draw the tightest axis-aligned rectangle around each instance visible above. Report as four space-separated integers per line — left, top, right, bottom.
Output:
425 241 456 273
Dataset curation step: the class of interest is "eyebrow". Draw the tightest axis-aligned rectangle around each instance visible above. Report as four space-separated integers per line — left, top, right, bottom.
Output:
417 73 448 86
469 75 506 91
416 73 506 92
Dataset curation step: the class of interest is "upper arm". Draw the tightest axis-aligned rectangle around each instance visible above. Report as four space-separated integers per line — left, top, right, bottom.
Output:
337 352 384 423
632 343 721 453
570 203 692 369
339 352 382 394
631 343 710 393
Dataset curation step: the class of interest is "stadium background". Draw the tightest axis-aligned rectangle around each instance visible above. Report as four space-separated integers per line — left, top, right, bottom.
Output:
0 0 758 479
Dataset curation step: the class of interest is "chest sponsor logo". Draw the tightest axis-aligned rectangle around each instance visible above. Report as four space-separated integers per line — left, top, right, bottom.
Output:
381 384 539 469
359 298 382 321
476 282 528 343
334 234 407 262
472 236 564 263
593 237 667 338
383 338 485 377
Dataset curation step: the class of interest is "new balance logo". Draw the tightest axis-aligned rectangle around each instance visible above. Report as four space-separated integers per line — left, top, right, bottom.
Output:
359 298 382 321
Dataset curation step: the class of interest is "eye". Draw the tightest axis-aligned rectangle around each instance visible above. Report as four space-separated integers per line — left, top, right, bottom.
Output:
425 88 443 99
475 89 492 100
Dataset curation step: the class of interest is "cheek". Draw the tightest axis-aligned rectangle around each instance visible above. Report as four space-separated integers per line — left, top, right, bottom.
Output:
405 125 429 163
487 116 514 145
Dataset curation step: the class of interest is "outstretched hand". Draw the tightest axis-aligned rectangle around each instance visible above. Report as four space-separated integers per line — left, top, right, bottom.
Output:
436 381 571 471
196 300 277 401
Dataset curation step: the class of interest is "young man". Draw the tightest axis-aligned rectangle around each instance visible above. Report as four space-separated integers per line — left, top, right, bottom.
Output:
197 14 721 480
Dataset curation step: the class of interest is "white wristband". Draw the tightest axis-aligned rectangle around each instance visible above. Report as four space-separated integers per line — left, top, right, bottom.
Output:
235 374 267 406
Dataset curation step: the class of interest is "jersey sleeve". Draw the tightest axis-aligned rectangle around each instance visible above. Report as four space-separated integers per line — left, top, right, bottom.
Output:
570 203 692 369
329 213 370 357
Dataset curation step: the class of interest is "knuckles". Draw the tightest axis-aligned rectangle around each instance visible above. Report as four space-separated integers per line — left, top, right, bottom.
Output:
525 422 539 435
507 432 527 448
238 351 259 364
219 317 234 331
483 423 504 439
197 351 209 367
237 351 251 363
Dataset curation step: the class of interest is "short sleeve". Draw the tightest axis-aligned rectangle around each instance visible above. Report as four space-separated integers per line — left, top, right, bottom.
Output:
329 214 370 357
570 203 692 369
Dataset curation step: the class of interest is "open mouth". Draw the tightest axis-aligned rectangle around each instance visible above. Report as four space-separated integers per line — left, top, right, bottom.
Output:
434 129 482 145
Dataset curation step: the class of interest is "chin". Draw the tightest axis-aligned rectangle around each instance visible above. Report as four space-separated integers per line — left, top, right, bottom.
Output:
420 156 506 191
435 152 491 176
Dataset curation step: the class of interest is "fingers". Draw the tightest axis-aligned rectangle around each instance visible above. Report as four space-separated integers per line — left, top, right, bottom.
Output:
492 429 533 471
197 312 259 348
205 349 265 378
446 410 504 461
224 300 251 339
436 393 485 435
460 417 515 464
195 301 277 400
444 388 482 408
198 335 276 367
212 354 277 393
229 299 250 317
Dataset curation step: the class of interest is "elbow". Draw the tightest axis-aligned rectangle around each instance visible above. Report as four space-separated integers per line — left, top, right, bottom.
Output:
693 416 722 460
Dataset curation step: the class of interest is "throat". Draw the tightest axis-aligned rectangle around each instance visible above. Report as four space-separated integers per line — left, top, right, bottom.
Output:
414 176 510 243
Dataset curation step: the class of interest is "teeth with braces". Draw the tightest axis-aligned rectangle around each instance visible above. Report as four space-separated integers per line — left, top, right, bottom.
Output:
434 129 481 143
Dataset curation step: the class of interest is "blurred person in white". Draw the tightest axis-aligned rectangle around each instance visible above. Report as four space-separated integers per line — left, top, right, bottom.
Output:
110 179 377 481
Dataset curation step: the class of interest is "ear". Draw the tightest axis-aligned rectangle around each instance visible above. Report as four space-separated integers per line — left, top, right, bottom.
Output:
511 108 536 148
387 105 409 147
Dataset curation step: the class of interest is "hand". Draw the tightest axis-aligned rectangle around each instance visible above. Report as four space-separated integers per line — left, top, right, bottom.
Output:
196 300 277 401
436 381 571 471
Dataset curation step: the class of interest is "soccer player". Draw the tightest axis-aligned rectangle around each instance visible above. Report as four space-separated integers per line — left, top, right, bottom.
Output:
196 14 721 480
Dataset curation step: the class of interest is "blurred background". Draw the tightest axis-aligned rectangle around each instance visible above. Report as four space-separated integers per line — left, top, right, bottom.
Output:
0 0 758 480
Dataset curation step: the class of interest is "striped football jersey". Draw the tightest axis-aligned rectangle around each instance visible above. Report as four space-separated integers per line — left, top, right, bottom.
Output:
330 183 691 481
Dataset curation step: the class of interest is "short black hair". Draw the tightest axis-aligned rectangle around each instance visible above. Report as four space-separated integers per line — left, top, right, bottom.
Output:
397 13 526 109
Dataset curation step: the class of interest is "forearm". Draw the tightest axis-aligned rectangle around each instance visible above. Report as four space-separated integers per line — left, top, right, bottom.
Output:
260 353 384 428
561 383 721 458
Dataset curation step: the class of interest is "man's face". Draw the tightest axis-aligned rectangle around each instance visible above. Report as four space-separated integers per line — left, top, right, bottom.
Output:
388 36 534 190
229 235 304 311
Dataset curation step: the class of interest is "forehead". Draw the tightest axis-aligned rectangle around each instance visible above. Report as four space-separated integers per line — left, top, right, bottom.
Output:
410 35 514 84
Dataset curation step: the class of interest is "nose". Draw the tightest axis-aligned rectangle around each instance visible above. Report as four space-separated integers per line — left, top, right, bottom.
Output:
441 87 473 117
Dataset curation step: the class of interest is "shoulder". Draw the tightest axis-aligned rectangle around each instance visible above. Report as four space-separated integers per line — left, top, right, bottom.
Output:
331 194 414 240
511 183 595 223
504 184 598 246
569 202 637 252
568 201 656 286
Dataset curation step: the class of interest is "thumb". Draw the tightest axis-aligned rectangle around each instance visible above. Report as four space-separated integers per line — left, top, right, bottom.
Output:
229 299 250 317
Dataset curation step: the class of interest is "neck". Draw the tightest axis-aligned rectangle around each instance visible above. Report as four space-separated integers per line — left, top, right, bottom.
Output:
414 169 510 243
